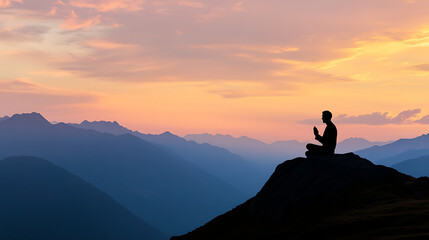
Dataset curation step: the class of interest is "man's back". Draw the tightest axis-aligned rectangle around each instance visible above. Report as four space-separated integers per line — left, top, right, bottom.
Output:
322 122 337 153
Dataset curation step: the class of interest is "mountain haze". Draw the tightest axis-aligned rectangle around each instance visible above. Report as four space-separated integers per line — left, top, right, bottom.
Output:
0 113 243 236
356 134 429 163
377 149 429 166
70 120 267 196
184 133 389 164
392 155 429 178
335 137 390 153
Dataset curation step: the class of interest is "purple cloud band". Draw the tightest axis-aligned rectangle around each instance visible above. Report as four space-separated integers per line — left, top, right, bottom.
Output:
299 109 427 125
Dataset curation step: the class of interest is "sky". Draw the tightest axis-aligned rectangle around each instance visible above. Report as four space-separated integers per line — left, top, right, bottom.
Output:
1 0 429 143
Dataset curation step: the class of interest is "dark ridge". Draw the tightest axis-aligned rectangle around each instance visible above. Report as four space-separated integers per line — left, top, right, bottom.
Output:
172 153 429 240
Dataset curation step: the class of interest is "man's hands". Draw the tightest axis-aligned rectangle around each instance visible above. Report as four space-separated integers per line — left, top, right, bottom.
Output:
313 126 319 136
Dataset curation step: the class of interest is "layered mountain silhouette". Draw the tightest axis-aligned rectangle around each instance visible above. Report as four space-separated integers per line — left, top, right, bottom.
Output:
378 149 429 167
184 133 389 166
356 133 429 165
0 113 244 235
0 156 166 240
70 120 131 135
335 137 391 153
184 133 304 165
70 120 266 197
172 153 429 240
392 155 429 178
0 115 9 122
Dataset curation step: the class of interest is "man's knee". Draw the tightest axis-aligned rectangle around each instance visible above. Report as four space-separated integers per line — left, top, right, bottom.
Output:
306 143 318 151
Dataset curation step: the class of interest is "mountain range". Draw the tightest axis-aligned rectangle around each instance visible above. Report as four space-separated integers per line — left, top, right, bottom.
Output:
2 112 429 238
0 113 244 236
70 120 267 197
356 134 429 163
184 133 390 164
63 120 429 189
0 156 166 240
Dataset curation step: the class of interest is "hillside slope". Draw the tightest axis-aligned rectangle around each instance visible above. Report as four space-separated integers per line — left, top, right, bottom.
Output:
173 153 429 240
0 156 166 240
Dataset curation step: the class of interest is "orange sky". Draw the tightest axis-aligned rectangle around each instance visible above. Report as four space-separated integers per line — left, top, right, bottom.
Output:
1 0 429 143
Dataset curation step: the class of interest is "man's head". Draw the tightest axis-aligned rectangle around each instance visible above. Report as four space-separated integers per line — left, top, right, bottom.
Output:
322 110 333 123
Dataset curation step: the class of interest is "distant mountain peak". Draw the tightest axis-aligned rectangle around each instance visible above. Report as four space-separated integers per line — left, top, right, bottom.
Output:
0 115 10 122
159 131 183 141
161 131 174 135
80 120 122 126
71 120 131 135
340 137 371 143
3 112 51 128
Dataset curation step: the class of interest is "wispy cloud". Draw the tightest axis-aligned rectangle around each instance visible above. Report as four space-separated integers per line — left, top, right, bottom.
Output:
83 39 139 49
69 0 144 12
61 10 101 30
415 115 429 124
0 25 48 42
0 0 21 8
177 1 203 9
413 64 429 71
0 79 97 107
299 109 422 125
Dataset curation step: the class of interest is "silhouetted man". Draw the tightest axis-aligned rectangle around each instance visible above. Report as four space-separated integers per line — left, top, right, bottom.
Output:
305 110 337 157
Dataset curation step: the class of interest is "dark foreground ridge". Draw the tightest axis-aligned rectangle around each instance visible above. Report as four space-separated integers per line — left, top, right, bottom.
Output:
172 153 429 240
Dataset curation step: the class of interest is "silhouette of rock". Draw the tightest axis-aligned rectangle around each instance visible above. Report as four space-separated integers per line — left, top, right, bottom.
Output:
172 153 429 240
0 156 166 240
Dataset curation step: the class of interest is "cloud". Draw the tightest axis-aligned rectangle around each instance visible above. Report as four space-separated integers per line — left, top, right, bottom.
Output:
68 0 144 12
0 79 39 91
415 115 429 124
177 1 204 9
61 10 101 30
413 64 429 71
205 81 292 98
0 0 21 8
3 0 429 97
0 91 95 106
299 109 422 125
0 25 48 42
83 39 139 49
0 80 97 108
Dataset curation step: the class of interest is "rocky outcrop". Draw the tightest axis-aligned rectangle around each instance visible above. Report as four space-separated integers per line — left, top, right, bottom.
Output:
172 153 429 240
